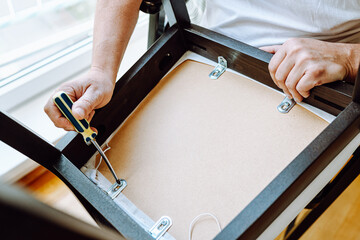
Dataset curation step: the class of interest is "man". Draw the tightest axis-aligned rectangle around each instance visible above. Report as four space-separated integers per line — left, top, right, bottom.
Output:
45 0 360 130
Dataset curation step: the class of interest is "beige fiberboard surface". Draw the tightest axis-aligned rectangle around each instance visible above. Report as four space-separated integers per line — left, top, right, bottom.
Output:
98 60 328 239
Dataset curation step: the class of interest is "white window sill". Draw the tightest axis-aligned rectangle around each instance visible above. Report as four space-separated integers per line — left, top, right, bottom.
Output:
0 15 148 183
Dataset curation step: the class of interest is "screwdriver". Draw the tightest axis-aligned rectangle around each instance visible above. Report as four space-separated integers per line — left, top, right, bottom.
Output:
53 91 121 184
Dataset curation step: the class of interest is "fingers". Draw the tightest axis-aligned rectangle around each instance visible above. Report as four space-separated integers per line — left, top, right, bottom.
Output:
259 45 281 54
72 87 100 120
268 56 311 102
87 110 96 123
261 45 285 89
264 41 316 102
44 84 99 131
90 127 98 134
266 47 293 95
44 99 75 131
295 74 314 99
273 56 295 98
45 96 97 131
279 67 319 102
44 69 116 132
283 64 306 102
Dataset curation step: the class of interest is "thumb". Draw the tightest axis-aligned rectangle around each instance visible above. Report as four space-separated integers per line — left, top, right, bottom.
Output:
259 45 281 54
72 88 100 120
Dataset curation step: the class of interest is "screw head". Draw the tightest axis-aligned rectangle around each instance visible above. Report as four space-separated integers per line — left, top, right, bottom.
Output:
113 185 121 192
281 102 290 110
213 70 219 76
158 219 168 230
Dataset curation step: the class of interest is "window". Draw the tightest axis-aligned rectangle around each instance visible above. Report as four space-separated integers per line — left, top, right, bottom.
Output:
0 0 149 182
0 0 96 111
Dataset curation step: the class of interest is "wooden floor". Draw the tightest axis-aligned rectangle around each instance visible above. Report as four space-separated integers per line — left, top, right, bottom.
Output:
17 166 96 226
17 166 360 239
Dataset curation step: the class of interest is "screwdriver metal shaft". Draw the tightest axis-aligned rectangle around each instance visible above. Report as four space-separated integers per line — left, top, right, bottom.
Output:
91 139 120 184
53 91 121 185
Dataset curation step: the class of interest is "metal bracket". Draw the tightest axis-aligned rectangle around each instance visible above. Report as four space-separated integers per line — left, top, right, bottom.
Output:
107 179 127 199
149 216 172 239
209 56 227 79
277 96 296 113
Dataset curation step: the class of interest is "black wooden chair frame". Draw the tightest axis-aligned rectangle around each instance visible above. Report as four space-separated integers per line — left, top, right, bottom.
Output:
1 0 360 239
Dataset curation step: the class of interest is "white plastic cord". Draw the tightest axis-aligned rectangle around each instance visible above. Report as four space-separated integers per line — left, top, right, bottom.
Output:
88 143 111 184
188 213 222 240
95 143 111 170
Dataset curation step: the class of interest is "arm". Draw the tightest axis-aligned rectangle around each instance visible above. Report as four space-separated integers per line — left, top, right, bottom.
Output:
45 0 143 131
260 38 360 102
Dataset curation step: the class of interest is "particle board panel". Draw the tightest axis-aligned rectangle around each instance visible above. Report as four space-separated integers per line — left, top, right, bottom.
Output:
98 60 328 239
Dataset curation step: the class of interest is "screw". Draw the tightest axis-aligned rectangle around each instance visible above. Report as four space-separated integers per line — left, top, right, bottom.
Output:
157 219 168 230
281 102 290 110
113 185 121 192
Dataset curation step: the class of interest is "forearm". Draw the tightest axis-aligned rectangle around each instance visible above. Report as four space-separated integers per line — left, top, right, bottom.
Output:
91 0 142 82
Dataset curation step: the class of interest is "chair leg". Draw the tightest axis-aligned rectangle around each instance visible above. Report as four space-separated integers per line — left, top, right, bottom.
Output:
284 146 360 240
147 8 166 48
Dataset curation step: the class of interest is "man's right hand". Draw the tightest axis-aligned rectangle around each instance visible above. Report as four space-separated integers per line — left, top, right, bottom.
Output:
44 0 143 131
44 68 115 131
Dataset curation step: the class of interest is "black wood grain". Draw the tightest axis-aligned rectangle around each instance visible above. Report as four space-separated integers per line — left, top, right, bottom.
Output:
0 181 124 240
58 25 187 169
52 155 155 240
2 11 359 239
56 23 359 239
0 111 155 239
184 24 353 116
215 102 360 240
0 111 60 168
184 24 275 89
285 146 360 240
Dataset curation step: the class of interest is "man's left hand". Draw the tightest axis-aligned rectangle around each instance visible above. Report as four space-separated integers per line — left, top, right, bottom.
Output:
260 38 359 102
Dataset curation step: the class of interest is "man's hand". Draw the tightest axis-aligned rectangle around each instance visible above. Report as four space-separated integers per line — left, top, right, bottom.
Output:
44 68 115 131
44 0 142 131
260 38 359 102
